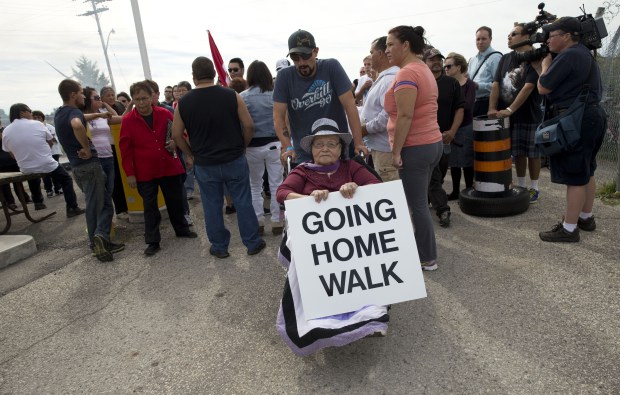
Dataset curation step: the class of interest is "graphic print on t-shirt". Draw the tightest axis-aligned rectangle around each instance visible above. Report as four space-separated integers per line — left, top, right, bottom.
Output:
500 64 526 105
291 80 333 111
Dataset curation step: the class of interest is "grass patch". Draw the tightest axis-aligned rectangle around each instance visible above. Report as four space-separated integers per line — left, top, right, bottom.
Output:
597 179 620 205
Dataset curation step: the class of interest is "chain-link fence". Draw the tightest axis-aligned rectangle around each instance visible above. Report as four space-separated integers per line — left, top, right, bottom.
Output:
597 1 620 189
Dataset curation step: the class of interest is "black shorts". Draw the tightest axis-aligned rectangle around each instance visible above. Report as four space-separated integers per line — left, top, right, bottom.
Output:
550 106 607 186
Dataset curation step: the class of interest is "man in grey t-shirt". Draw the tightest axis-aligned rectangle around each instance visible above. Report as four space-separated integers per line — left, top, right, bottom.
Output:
273 29 367 164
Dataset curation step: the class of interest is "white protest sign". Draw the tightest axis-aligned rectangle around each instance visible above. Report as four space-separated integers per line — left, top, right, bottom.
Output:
284 180 426 320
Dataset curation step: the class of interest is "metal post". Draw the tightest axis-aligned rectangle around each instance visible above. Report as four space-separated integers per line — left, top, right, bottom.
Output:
89 0 116 91
130 0 152 79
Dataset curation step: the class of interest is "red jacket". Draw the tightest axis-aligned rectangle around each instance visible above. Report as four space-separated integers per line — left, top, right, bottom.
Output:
119 106 185 182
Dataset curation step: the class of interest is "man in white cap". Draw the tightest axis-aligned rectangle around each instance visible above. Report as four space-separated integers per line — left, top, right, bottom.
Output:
275 58 290 74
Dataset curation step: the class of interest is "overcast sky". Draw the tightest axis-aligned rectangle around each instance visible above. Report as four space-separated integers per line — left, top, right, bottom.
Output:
0 0 615 115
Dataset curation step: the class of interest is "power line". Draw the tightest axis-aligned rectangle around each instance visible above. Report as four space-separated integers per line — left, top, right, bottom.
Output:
74 0 116 91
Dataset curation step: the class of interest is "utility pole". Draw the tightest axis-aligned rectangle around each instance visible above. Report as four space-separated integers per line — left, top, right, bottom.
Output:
75 0 116 91
130 0 152 79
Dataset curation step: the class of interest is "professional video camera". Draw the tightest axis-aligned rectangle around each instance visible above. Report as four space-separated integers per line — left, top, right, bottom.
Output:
513 3 608 63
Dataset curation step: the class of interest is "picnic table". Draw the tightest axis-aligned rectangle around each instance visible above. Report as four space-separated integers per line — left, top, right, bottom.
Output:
0 172 56 234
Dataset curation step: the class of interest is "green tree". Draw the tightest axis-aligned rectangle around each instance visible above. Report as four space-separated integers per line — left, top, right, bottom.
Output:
72 55 110 91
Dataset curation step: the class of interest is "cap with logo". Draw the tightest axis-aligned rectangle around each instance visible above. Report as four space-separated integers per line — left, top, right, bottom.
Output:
287 30 316 55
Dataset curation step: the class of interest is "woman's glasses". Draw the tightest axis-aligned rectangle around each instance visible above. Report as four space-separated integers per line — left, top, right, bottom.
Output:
312 142 341 150
290 52 312 62
443 64 454 70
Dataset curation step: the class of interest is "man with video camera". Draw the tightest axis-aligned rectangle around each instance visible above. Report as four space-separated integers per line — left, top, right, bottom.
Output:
488 23 543 204
535 16 607 243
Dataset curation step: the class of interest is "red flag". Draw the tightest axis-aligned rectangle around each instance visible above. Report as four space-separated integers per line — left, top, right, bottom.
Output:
208 30 230 87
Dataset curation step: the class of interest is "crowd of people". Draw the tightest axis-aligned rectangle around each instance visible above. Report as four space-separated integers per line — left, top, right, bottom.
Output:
0 17 607 354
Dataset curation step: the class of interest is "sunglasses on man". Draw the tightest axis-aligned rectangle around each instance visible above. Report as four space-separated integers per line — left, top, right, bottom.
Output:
228 67 240 73
290 52 312 62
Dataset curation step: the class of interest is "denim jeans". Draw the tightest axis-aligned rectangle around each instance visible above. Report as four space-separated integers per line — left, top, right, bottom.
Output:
184 166 195 194
99 157 115 209
48 164 79 209
43 154 62 193
194 155 262 253
72 160 114 244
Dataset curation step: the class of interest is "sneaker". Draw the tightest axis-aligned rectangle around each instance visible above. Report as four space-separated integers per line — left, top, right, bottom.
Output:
439 211 451 228
225 205 236 214
144 243 161 256
55 190 63 196
577 216 596 231
7 203 19 211
539 222 580 243
529 188 539 203
106 240 125 254
421 260 438 271
91 240 125 256
247 239 266 255
186 191 194 200
209 247 230 259
67 206 85 218
46 190 54 198
176 231 198 238
184 214 194 226
34 202 47 210
93 235 114 262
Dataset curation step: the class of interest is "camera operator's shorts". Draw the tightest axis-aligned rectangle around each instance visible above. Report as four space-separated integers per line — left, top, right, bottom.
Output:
511 122 541 158
550 105 607 186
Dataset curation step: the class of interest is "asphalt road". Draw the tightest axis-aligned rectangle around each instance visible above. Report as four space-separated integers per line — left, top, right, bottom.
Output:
1 167 619 394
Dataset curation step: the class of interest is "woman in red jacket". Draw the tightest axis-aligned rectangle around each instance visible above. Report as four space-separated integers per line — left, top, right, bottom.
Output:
119 81 197 256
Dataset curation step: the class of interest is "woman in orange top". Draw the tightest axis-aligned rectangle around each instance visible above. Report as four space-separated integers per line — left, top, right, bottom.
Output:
384 25 443 271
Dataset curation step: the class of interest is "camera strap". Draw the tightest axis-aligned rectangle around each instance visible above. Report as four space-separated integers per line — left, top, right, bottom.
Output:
471 51 502 81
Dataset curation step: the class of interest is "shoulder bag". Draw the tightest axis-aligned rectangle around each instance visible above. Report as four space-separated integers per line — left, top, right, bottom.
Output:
534 55 594 156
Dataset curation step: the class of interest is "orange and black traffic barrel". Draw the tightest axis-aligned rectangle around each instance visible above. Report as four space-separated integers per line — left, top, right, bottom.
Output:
458 116 530 217
472 116 512 195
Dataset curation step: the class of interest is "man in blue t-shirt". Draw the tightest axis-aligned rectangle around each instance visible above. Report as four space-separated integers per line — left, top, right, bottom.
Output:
273 29 367 164
535 17 606 243
54 79 124 261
